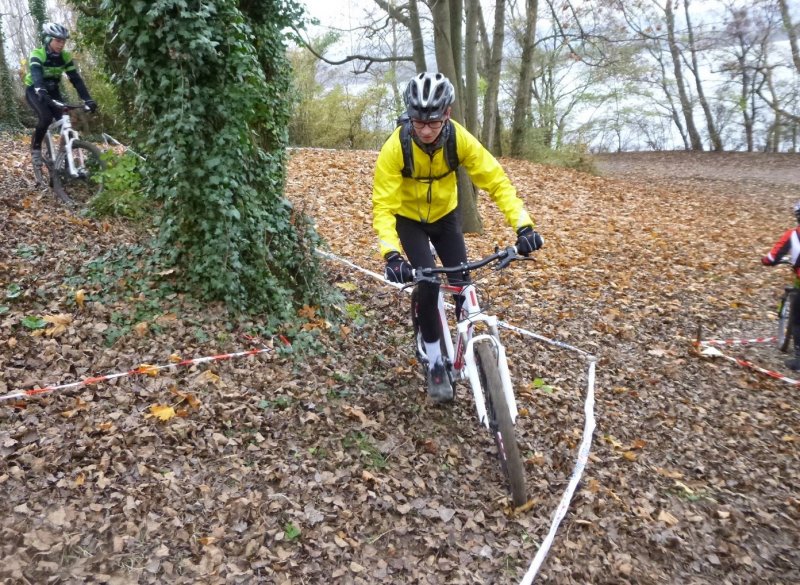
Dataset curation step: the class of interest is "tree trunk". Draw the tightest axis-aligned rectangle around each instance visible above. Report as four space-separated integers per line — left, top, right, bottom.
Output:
450 0 463 89
0 16 20 129
28 0 46 31
407 0 427 72
683 0 721 151
430 0 482 233
664 0 703 150
106 0 329 316
778 0 800 74
480 0 505 153
510 0 538 156
464 0 479 134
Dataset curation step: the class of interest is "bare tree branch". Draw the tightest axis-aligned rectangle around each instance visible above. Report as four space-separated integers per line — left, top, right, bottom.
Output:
293 28 414 74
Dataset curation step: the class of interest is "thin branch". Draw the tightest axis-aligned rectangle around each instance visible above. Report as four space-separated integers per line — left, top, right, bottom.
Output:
292 27 414 74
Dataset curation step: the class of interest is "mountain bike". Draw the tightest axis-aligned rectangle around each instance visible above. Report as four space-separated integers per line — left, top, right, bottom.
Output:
408 245 531 507
776 258 797 352
33 99 104 206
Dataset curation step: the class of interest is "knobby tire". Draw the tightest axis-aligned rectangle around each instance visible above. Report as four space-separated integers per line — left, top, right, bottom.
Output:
474 340 527 507
778 292 792 353
55 140 105 206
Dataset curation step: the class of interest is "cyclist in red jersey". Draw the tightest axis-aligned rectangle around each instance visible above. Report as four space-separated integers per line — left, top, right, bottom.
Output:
762 201 800 370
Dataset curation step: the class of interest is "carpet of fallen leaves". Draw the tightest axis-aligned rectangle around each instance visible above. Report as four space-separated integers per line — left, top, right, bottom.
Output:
1 135 799 584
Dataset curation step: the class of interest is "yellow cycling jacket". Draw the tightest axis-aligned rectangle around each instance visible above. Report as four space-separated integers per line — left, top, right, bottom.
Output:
372 119 534 257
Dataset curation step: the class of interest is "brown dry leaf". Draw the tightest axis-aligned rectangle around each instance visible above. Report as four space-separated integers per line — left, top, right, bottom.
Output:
657 510 679 526
43 313 72 337
196 370 222 387
168 353 183 363
298 305 317 319
75 289 85 309
622 451 637 461
147 404 176 422
169 385 201 409
342 405 369 425
137 364 160 377
155 313 178 326
60 397 87 418
133 322 149 337
655 467 684 479
73 473 85 487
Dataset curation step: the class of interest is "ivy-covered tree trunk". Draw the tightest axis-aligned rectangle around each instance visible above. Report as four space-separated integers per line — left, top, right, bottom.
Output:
29 0 46 31
0 16 20 129
104 0 329 318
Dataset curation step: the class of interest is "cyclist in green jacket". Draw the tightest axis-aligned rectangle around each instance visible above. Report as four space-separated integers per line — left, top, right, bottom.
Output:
23 22 96 174
372 72 542 403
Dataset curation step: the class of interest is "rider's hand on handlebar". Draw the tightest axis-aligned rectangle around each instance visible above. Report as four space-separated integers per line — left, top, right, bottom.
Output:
35 87 49 101
384 252 414 283
516 226 543 256
84 99 97 113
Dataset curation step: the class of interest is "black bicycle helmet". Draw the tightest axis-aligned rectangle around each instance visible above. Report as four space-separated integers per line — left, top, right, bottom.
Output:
793 200 800 223
403 72 455 121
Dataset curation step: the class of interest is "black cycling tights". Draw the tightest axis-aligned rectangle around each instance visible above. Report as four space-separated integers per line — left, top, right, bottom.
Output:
396 210 470 344
25 86 62 151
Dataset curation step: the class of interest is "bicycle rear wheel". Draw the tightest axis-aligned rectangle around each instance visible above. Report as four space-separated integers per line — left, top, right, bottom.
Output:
55 140 105 205
474 340 527 507
778 292 793 353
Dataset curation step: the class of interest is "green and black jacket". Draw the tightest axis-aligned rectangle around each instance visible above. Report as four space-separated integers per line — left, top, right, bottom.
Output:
23 46 91 101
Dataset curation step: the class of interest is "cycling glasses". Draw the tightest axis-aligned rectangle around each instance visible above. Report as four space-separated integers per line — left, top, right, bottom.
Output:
411 119 445 130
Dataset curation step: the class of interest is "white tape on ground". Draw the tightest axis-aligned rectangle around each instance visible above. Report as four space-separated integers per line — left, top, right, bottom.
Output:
317 249 597 582
519 359 596 584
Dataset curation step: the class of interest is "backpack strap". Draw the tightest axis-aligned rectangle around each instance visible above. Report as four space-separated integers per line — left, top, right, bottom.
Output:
398 116 415 179
397 119 460 181
443 122 459 173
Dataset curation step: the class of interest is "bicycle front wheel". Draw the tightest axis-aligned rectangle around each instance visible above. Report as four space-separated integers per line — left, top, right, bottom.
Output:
55 140 105 205
474 340 527 507
778 293 793 353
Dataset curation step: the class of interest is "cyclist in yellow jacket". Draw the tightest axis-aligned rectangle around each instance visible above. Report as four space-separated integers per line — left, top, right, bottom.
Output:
372 72 542 403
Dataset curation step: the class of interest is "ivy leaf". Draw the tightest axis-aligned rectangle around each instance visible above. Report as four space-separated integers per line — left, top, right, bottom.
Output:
21 315 46 329
6 284 22 299
284 522 301 541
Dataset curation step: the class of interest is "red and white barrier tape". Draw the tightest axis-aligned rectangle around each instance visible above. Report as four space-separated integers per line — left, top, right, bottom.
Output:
700 336 776 346
695 340 800 386
316 249 597 584
0 336 288 403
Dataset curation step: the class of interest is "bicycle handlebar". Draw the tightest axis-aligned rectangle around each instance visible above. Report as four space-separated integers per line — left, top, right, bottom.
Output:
412 245 527 282
50 99 91 112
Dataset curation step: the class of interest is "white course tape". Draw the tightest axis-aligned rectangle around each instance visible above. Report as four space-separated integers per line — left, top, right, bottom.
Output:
317 249 597 582
519 359 596 584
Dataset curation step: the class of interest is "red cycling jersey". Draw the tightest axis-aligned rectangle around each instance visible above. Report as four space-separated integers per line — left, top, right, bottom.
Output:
763 226 800 277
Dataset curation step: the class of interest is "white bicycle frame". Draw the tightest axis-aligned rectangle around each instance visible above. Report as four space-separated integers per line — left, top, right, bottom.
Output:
417 281 520 429
43 106 83 178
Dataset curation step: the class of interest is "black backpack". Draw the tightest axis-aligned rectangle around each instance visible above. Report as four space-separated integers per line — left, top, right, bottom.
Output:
397 113 459 180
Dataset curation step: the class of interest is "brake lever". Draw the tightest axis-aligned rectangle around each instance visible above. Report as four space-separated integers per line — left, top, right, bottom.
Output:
494 246 518 270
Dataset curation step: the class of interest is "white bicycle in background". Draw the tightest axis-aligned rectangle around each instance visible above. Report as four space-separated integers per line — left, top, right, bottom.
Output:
33 99 105 206
408 244 533 507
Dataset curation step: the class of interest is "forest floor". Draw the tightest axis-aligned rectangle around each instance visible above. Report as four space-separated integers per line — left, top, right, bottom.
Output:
1 137 799 584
